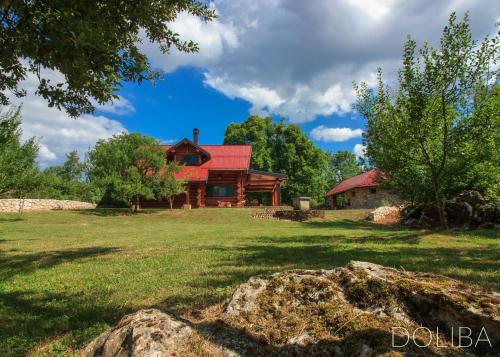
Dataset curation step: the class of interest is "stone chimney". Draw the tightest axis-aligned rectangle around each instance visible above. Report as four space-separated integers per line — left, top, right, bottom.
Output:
193 128 199 145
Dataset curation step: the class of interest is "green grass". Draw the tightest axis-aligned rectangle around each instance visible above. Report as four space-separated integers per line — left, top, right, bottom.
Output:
0 208 498 356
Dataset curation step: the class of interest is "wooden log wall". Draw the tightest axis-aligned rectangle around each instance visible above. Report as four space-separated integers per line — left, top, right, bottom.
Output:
205 171 244 207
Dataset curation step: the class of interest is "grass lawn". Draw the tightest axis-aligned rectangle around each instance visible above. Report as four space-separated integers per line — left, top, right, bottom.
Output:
0 208 499 356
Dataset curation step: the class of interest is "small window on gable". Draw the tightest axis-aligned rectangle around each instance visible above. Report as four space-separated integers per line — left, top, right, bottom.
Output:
182 154 198 165
370 188 377 194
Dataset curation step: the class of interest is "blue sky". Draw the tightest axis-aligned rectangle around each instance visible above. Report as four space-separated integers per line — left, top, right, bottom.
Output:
97 66 366 153
9 0 498 167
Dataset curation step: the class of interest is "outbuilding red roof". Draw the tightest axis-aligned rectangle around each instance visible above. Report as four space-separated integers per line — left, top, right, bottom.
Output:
161 144 252 171
326 169 381 196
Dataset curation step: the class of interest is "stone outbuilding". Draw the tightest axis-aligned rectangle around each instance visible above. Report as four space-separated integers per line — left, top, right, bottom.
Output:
326 169 401 209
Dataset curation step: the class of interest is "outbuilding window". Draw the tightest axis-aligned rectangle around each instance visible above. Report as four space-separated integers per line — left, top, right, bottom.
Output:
370 188 377 194
206 185 235 197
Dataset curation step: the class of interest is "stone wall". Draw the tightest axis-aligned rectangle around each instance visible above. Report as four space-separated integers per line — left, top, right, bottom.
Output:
0 199 96 212
345 187 401 209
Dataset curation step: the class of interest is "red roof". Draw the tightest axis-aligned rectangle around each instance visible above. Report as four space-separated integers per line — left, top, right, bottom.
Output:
326 169 381 196
161 144 252 172
199 145 252 170
173 166 208 181
160 143 252 182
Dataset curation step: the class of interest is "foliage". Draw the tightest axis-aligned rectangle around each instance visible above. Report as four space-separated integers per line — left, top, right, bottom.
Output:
326 150 362 186
0 209 498 356
0 1 215 116
224 116 330 205
152 161 186 209
354 13 499 229
441 85 500 202
0 107 39 200
224 116 275 172
87 133 165 210
38 151 98 202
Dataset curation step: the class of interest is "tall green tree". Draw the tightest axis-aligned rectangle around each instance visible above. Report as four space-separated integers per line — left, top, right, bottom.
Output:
0 107 39 198
355 13 499 229
87 133 165 211
224 116 330 205
224 116 275 172
327 150 362 186
0 1 215 116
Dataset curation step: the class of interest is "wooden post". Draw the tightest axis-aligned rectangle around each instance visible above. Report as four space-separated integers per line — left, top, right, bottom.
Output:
196 184 202 208
276 182 281 206
271 184 279 206
200 182 206 207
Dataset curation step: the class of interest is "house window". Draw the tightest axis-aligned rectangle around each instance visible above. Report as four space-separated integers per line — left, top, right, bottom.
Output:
182 154 198 165
206 185 235 197
370 188 377 194
351 191 356 197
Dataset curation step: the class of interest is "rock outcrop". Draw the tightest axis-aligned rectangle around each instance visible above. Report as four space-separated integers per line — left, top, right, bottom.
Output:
224 261 499 356
368 206 400 224
401 191 499 229
82 309 236 357
83 262 500 356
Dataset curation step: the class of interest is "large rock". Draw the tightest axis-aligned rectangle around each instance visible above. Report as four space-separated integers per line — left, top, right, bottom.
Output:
455 190 486 209
401 191 499 229
368 206 400 224
82 309 234 357
224 262 500 356
83 263 500 356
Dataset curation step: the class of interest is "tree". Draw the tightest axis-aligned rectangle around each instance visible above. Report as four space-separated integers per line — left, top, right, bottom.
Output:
152 161 186 209
0 1 215 117
441 85 500 202
355 13 499 229
40 151 96 202
61 151 86 181
224 116 275 172
224 116 330 205
87 133 165 211
0 107 39 199
327 150 362 186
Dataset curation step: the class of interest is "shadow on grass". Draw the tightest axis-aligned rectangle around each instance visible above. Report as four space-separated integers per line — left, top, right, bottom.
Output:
0 246 121 281
0 216 25 222
302 218 409 231
0 289 130 357
72 208 133 217
161 231 500 309
74 208 165 217
0 246 125 356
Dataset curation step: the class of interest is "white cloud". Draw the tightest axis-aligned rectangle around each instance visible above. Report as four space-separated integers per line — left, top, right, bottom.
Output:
142 0 499 122
95 95 135 115
310 126 363 142
353 143 366 159
204 73 284 115
6 70 127 167
38 144 57 162
140 10 239 72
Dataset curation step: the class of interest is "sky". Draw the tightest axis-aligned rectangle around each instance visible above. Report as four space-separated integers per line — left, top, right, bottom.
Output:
7 0 499 167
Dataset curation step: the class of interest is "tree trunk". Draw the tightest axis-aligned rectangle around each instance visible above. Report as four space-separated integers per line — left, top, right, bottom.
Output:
133 195 139 213
18 196 25 215
431 174 448 230
168 197 173 209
